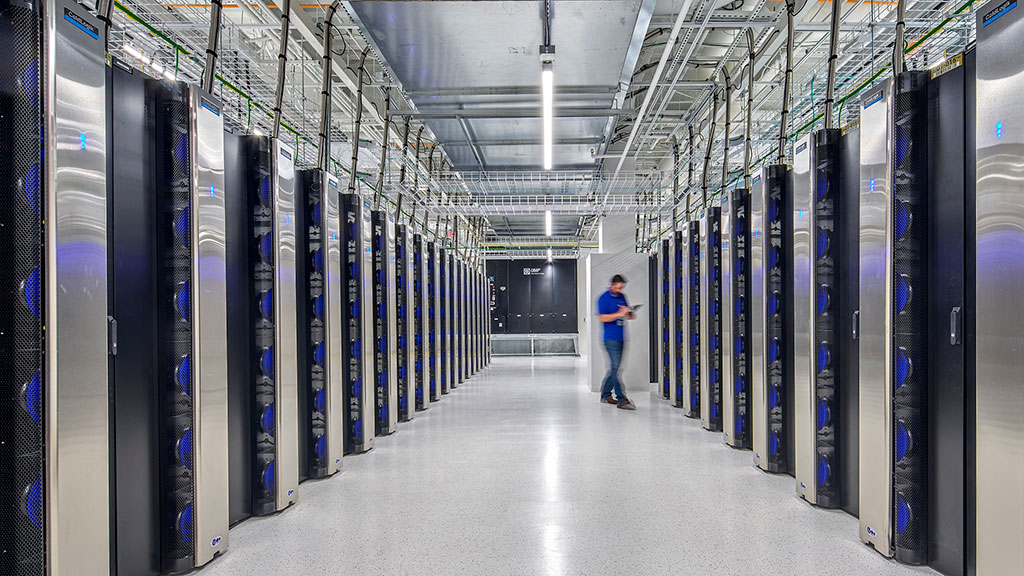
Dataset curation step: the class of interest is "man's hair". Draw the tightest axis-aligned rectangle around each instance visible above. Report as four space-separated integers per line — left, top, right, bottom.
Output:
611 274 627 284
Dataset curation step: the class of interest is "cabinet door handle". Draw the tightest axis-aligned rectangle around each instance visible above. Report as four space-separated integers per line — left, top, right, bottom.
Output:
852 310 860 340
950 306 962 346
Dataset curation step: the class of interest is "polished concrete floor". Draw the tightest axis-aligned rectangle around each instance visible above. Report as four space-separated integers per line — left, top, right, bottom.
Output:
204 357 934 576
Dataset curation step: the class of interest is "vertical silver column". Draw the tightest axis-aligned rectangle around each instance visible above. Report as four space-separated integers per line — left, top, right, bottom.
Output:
699 212 711 427
323 173 344 472
792 134 814 502
400 225 415 419
45 2 110 572
666 239 677 405
418 237 431 409
452 256 461 388
858 80 893 557
680 224 694 414
271 140 299 509
188 86 230 565
359 200 376 450
750 174 768 468
976 2 1024 573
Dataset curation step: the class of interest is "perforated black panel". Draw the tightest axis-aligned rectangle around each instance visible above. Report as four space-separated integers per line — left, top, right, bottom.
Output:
660 240 670 399
412 235 426 410
687 221 701 418
707 208 723 431
0 4 44 574
154 84 196 571
731 190 752 449
298 171 328 478
673 232 685 408
765 165 788 473
395 225 411 421
340 194 366 453
812 129 842 508
427 243 439 402
891 71 928 564
438 251 449 394
371 211 391 434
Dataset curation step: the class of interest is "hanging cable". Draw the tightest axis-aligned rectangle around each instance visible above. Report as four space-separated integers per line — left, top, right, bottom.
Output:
271 0 292 139
825 0 842 128
374 86 391 209
672 136 679 233
701 90 718 210
98 0 114 52
400 117 411 184
347 47 370 195
893 0 907 75
744 28 755 189
721 69 731 194
318 0 343 171
777 0 795 165
201 0 223 92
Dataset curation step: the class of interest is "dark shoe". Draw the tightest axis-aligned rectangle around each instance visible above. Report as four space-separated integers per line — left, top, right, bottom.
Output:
617 399 637 410
601 396 617 405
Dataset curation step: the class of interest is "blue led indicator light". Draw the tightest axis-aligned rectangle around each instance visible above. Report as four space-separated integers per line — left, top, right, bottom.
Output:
996 122 1003 139
869 179 876 191
210 185 216 197
80 133 86 149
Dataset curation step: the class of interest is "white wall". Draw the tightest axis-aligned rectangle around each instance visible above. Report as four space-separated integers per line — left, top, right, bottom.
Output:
587 252 650 394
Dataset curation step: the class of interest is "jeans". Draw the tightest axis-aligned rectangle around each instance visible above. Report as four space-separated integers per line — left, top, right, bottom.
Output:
601 339 626 401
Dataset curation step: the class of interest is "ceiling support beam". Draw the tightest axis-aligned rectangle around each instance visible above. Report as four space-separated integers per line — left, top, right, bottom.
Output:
389 108 625 119
458 117 487 171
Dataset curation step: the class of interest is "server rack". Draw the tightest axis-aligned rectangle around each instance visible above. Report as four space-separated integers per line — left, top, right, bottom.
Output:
371 210 398 435
700 206 723 431
683 220 701 417
411 234 430 410
858 72 930 563
428 242 441 401
158 83 231 571
341 195 375 453
295 169 344 479
752 164 792 474
673 229 687 409
659 240 671 399
975 4 1024 573
793 123 845 507
244 136 299 515
439 249 450 394
723 186 752 449
395 223 414 421
1 2 109 573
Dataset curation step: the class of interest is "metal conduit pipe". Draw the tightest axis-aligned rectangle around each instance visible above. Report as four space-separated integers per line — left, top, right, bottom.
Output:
201 0 224 92
721 69 731 193
400 117 411 184
317 0 343 171
744 27 755 188
347 47 370 195
701 90 718 210
824 0 842 128
98 0 114 51
893 0 907 75
375 87 391 208
414 126 424 194
687 124 694 214
672 137 679 233
777 0 795 165
271 0 292 139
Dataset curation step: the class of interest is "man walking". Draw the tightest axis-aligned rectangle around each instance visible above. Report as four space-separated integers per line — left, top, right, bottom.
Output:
596 274 637 410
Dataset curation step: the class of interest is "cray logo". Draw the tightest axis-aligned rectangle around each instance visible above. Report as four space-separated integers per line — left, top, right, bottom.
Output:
796 142 808 155
287 489 295 497
64 8 99 40
281 149 293 161
800 482 807 490
866 527 877 537
211 536 223 548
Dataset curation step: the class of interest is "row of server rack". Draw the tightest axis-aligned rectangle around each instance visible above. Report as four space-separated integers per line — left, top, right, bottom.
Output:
0 2 492 575
650 5 1023 576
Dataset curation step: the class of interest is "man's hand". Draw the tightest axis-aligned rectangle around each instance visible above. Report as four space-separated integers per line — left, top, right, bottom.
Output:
617 305 630 319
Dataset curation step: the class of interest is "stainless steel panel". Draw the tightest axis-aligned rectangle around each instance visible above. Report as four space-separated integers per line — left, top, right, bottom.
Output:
323 173 344 473
699 212 711 428
680 224 693 414
976 3 1024 573
386 216 399 430
751 174 768 469
722 192 735 444
792 134 815 503
189 86 230 565
45 2 110 572
857 79 893 556
359 201 376 450
452 257 460 386
272 140 299 509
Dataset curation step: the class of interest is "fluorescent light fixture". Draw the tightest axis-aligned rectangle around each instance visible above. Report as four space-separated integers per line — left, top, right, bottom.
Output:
542 64 553 170
545 210 552 237
547 248 553 262
151 62 165 75
253 128 265 137
122 44 150 66
162 70 176 82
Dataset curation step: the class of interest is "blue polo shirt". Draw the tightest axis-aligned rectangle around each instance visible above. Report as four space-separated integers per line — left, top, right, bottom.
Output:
597 289 629 342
